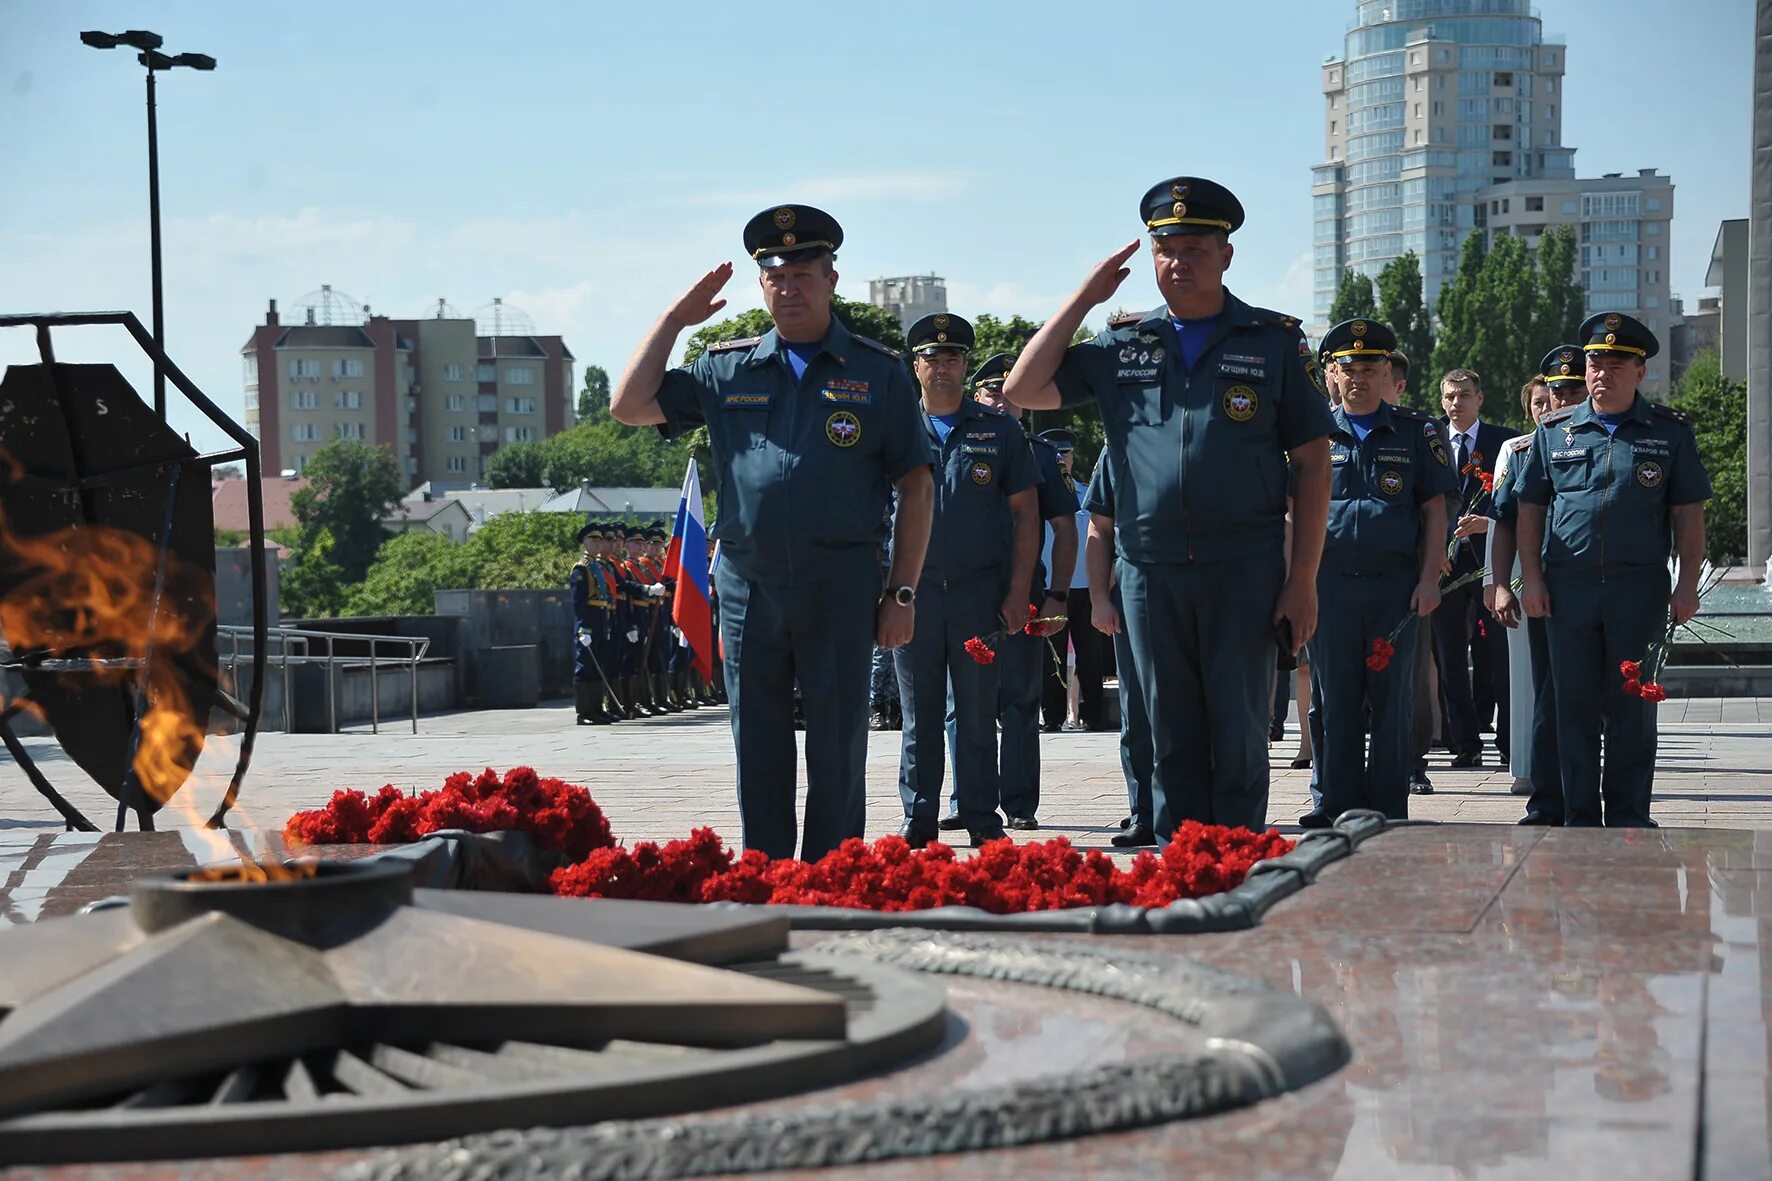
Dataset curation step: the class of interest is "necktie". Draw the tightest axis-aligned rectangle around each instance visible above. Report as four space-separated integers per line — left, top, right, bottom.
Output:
1454 432 1469 473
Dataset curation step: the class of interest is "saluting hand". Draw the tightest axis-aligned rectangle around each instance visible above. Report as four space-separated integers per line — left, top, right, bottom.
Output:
1076 241 1141 308
666 263 734 329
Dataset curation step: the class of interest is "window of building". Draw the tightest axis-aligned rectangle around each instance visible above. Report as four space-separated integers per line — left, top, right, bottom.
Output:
1494 72 1513 87
1412 104 1421 118
291 454 306 474
505 367 536 387
1647 245 1660 261
1331 119 1339 134
444 363 465 382
288 358 319 379
1493 152 1513 166
243 355 258 381
1410 51 1420 65
335 390 363 410
505 396 537 415
292 389 317 411
332 358 365 379
244 391 258 411
1432 100 1444 116
446 456 468 474
1646 294 1660 308
445 394 466 412
1413 77 1422 92
1525 196 1544 212
1414 130 1424 144
291 423 319 442
1646 196 1662 211
1646 222 1661 235
335 422 365 440
1437 49 1450 62
504 426 537 444
1546 74 1556 90
1329 70 1339 84
1330 146 1339 159
1494 124 1512 141
403 364 416 386
476 363 496 382
448 426 469 443
1330 93 1339 108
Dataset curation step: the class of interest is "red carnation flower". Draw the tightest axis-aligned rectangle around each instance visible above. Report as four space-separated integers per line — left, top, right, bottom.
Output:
1364 637 1395 672
1623 679 1641 697
1620 660 1641 680
1478 471 1495 493
1639 682 1667 703
964 636 997 665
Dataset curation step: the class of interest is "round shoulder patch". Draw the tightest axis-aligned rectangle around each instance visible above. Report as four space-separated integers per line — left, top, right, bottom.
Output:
1223 385 1259 422
825 410 861 448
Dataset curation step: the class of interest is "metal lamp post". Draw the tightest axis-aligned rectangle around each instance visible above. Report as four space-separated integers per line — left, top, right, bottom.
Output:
80 30 216 420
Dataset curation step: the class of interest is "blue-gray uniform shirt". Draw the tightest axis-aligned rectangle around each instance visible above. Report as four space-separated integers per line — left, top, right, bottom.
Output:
1083 456 1115 518
1320 402 1457 574
1514 396 1712 577
1052 292 1334 565
655 318 934 584
915 400 1041 580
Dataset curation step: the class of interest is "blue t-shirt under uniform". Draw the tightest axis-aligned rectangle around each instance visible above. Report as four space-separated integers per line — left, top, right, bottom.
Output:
1595 410 1629 436
1169 314 1224 371
783 340 821 383
930 412 960 444
1344 410 1381 443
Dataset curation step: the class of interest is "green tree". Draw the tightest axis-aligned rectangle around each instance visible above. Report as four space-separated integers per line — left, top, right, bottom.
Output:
541 414 692 490
1467 234 1539 428
484 441 550 489
466 511 585 590
1328 270 1377 325
342 530 480 616
286 439 404 604
576 364 611 419
1430 230 1488 397
1533 225 1584 351
969 313 1045 361
280 527 348 619
1671 348 1749 563
1375 252 1435 410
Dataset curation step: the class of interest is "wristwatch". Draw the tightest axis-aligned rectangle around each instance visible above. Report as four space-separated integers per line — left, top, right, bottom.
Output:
885 585 916 607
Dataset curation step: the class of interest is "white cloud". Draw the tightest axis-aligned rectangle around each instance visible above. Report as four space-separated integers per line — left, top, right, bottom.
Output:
684 173 972 208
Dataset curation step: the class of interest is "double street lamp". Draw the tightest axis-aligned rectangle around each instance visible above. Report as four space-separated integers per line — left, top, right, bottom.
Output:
80 29 216 420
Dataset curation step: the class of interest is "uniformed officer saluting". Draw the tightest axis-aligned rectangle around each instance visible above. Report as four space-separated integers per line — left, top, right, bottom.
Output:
1301 319 1454 827
610 205 936 861
1516 312 1711 827
895 317 1041 847
1004 176 1334 838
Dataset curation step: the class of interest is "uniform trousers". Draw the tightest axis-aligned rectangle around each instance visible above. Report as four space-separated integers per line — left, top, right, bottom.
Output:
1113 579 1155 830
1522 615 1564 823
1116 553 1285 834
896 573 1003 833
1307 567 1419 821
1545 566 1667 827
716 558 880 861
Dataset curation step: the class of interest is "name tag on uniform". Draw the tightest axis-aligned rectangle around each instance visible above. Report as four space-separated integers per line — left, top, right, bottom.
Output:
1375 450 1412 465
962 443 999 456
819 378 872 405
1551 449 1586 460
1634 438 1671 455
1217 357 1268 382
722 391 771 408
1117 365 1160 383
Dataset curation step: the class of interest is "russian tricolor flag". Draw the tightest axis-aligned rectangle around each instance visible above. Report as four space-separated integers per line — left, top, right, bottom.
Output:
663 460 714 681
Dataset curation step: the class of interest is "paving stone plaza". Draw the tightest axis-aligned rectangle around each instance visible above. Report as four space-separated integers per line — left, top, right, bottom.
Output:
6 696 1772 1178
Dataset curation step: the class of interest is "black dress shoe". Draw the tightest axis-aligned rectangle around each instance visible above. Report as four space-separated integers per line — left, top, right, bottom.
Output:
899 821 938 849
1297 810 1332 829
1289 755 1312 769
1517 813 1562 826
1449 751 1482 769
936 812 965 831
1268 724 1284 742
1111 825 1158 848
1006 815 1039 831
1410 772 1435 794
969 826 1009 847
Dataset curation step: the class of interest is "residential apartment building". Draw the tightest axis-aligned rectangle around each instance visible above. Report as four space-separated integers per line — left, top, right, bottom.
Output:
1315 0 1574 322
868 275 947 333
1481 168 1675 392
242 292 573 486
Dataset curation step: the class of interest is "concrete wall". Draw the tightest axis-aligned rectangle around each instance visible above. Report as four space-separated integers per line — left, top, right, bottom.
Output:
433 589 572 707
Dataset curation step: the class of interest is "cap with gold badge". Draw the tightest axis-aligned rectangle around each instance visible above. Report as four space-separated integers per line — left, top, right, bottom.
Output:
906 313 974 358
1140 176 1246 237
1540 344 1586 390
1580 311 1659 360
970 351 1013 390
742 204 843 269
1318 318 1398 364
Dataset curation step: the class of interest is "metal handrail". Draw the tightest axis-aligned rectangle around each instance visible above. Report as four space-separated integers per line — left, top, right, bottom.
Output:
217 625 430 734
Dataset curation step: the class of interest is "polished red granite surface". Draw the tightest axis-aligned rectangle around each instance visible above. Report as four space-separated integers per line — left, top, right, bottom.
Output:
3 824 1768 1180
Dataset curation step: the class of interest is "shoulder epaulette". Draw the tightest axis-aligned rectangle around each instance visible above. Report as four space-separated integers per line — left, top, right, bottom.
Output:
572 557 589 568
1541 405 1577 425
708 336 760 354
1106 312 1141 329
853 335 901 359
1391 406 1431 421
1266 312 1304 334
1650 401 1689 423
975 402 1013 420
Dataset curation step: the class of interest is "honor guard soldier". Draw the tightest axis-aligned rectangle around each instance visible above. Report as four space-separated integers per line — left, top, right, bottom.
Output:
937 354 1079 832
1003 175 1334 838
569 523 616 725
1516 313 1711 827
896 318 1042 847
1299 320 1454 826
610 204 935 861
641 524 681 712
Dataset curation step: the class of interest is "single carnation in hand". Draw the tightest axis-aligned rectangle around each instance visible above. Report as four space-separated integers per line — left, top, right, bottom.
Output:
1639 682 1667 703
964 636 996 665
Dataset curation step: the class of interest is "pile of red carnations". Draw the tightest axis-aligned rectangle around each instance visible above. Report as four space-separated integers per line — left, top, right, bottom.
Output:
283 766 614 862
286 768 1295 913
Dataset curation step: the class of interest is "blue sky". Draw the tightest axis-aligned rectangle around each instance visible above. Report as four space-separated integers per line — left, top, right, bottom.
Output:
0 0 1753 452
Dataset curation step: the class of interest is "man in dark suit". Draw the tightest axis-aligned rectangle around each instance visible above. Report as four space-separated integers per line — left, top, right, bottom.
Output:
1434 368 1517 768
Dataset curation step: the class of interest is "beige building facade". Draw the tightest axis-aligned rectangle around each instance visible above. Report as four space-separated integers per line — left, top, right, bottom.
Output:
243 298 573 486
